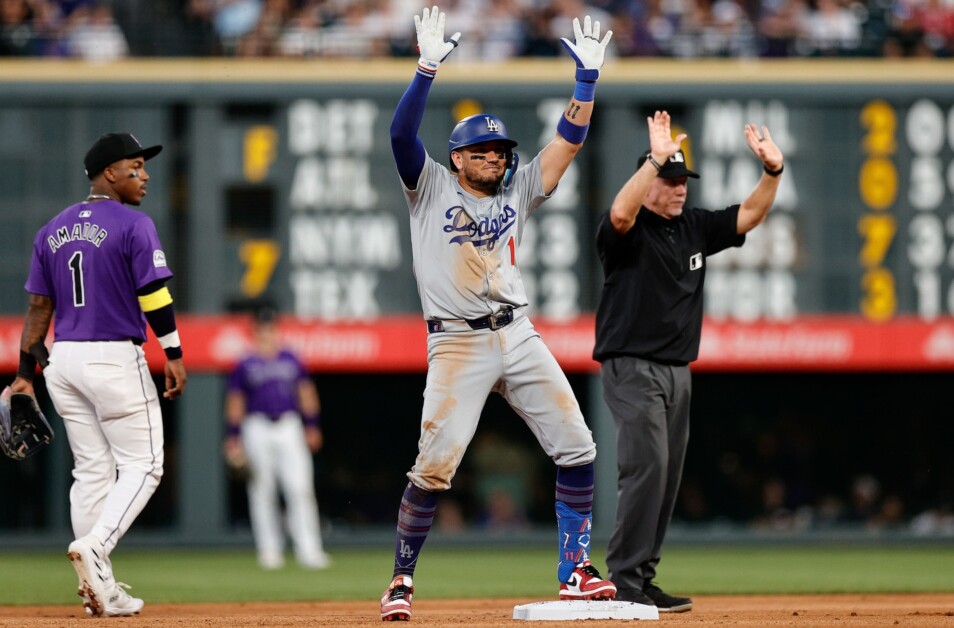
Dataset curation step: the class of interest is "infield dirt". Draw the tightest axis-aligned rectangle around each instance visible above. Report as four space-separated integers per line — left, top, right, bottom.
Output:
0 594 952 626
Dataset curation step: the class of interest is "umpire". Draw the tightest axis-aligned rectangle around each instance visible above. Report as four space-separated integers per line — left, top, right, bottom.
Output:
593 111 784 612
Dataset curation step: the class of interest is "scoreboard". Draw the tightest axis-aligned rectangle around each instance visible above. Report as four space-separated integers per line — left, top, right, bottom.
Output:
599 94 954 325
206 87 954 324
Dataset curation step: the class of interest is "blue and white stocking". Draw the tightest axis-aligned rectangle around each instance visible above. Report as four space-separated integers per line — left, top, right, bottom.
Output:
556 501 592 583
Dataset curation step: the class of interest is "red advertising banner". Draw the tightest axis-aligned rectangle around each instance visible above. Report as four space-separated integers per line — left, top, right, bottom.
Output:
1 315 953 374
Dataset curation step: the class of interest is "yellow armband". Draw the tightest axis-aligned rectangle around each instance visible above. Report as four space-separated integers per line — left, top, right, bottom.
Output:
138 286 173 312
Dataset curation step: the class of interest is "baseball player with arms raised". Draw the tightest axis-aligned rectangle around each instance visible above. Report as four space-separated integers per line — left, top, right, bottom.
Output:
380 6 614 621
11 132 186 617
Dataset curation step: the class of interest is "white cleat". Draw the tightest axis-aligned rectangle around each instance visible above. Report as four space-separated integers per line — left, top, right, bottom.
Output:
103 582 144 617
67 535 109 617
68 535 144 617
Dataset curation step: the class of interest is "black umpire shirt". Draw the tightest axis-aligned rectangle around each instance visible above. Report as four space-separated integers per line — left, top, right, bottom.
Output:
593 204 745 365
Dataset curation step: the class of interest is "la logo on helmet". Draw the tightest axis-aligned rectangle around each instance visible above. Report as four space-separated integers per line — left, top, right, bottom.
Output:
484 117 500 132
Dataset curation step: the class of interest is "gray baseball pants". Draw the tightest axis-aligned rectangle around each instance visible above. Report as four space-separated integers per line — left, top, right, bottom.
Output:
601 356 691 593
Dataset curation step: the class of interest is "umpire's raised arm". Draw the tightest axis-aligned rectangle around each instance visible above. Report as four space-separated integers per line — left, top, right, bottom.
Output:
737 124 785 234
390 6 461 191
538 16 612 194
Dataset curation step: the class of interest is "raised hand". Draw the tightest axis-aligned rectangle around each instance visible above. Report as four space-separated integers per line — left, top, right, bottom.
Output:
560 15 613 78
744 124 784 172
647 111 687 162
414 5 461 75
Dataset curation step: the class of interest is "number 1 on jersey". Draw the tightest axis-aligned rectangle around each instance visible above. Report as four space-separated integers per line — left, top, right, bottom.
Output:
69 250 85 307
508 236 515 265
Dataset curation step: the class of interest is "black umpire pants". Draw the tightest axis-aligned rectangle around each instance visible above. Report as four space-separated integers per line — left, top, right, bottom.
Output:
601 356 691 594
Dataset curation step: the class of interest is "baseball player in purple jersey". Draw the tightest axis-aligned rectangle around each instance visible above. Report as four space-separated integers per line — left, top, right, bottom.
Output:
379 7 614 621
224 308 330 571
11 132 187 618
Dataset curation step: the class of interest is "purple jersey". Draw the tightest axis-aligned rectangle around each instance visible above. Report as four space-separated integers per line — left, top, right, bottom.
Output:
227 350 308 418
25 200 173 342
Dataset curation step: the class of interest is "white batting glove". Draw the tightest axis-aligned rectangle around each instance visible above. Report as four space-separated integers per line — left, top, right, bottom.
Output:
414 6 461 77
560 16 613 81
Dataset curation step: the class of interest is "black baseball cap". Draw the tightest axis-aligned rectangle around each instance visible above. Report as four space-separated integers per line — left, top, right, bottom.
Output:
638 149 699 179
255 306 278 325
84 132 163 179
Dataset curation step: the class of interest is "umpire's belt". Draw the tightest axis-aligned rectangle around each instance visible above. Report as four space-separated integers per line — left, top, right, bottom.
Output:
427 309 515 333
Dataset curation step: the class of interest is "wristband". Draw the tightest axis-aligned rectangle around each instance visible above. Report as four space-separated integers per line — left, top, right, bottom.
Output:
227 423 241 438
648 156 663 172
572 79 596 102
557 117 589 145
575 68 599 83
416 59 439 79
764 163 784 176
17 350 37 381
302 412 321 428
158 329 182 360
157 329 180 349
29 341 49 368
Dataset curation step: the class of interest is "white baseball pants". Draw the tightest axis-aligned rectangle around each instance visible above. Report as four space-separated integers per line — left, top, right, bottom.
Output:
241 412 325 567
45 340 164 555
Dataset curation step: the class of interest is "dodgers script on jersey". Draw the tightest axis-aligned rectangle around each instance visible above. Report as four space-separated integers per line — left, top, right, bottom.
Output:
25 200 172 343
402 153 551 321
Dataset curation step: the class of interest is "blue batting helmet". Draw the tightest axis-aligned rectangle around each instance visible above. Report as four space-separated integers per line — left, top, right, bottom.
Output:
448 114 518 172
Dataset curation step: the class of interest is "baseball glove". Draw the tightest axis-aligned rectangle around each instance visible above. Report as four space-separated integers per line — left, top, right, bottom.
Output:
225 445 252 482
0 386 54 460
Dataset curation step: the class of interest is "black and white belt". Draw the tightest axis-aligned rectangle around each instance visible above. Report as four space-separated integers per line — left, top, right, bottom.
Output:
427 309 515 333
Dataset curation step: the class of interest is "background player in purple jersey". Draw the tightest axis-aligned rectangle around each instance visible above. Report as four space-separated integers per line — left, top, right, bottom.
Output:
11 132 187 618
380 7 614 621
224 307 330 571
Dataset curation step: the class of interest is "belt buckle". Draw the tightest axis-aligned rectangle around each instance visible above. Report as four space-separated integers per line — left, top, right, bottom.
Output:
488 310 509 331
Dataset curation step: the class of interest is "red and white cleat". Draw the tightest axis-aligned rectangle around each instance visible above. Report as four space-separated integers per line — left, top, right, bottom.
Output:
559 560 617 600
380 575 414 621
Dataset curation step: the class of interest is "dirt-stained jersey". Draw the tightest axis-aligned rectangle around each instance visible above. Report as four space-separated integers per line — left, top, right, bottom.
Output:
402 153 552 321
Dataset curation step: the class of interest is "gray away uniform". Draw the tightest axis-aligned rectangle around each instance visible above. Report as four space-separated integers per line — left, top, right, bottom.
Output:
401 153 595 492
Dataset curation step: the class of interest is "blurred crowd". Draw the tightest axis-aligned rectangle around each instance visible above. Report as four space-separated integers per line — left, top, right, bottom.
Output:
420 426 954 538
2 0 953 60
675 408 954 538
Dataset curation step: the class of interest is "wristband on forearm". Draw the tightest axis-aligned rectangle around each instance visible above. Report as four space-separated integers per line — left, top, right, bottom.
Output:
557 116 589 145
227 423 241 437
140 291 182 360
158 331 183 360
28 341 49 368
573 68 598 103
573 81 595 103
17 350 37 381
302 412 320 428
416 59 439 79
